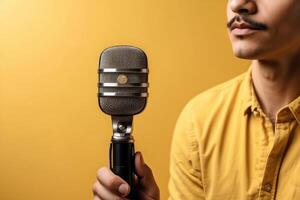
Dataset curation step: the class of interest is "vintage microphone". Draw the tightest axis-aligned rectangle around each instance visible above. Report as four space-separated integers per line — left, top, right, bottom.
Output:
97 45 148 199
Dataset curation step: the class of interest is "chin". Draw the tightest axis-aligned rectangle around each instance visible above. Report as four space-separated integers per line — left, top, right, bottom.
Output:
233 50 258 60
231 42 264 60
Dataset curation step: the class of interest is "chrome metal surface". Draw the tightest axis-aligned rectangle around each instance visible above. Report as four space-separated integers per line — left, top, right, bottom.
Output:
99 83 148 88
99 92 148 97
99 68 148 73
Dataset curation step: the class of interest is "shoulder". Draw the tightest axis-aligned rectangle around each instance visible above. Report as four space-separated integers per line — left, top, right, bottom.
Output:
183 71 248 126
171 70 249 156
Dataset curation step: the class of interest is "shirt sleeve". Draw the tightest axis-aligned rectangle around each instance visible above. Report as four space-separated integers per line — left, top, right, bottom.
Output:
168 102 205 200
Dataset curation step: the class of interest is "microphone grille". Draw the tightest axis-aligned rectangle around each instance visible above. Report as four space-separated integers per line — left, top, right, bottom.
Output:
98 46 148 116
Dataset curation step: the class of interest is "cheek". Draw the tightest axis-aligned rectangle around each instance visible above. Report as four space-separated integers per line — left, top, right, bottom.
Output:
269 17 300 51
264 2 300 40
257 1 300 51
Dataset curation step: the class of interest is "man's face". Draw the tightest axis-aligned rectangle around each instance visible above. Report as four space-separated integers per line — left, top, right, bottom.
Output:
227 0 300 60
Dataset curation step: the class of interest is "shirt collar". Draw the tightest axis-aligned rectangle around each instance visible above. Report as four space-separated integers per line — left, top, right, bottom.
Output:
288 96 300 125
241 65 259 115
241 65 300 125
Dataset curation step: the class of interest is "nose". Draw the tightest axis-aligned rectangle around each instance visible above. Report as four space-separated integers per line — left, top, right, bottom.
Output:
230 0 257 14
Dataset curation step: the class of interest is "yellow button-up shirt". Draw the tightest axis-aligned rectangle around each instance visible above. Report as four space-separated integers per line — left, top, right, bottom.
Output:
168 66 300 200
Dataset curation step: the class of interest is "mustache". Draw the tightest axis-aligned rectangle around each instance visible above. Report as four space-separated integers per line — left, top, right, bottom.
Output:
227 15 268 30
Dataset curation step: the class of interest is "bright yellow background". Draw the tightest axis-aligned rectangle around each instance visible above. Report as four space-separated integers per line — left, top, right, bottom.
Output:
0 1 249 199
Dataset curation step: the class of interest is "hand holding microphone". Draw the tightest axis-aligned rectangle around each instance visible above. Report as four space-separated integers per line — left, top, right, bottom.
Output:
92 152 160 200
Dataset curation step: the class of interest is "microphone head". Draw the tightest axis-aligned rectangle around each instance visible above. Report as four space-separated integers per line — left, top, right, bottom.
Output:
98 45 148 116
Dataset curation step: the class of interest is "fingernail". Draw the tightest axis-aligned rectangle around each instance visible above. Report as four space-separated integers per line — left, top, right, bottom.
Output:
118 183 129 196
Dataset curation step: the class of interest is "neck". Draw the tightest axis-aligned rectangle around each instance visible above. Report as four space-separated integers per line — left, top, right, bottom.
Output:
251 51 300 123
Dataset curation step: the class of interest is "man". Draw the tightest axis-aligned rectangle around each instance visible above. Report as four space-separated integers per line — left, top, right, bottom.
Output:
93 0 300 199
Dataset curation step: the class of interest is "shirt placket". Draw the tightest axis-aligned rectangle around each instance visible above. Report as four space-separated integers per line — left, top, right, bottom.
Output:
258 110 292 200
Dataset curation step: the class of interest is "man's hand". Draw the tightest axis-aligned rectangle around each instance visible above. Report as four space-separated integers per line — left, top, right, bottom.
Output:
92 151 160 200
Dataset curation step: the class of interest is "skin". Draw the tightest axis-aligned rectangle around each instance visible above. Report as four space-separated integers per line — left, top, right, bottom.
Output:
227 0 300 124
92 152 159 200
93 0 300 199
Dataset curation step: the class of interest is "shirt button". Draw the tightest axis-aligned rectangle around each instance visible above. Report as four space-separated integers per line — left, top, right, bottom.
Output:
253 110 259 117
263 183 272 193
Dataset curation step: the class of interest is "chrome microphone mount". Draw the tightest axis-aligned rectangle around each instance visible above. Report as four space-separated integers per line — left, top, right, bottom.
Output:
111 115 134 142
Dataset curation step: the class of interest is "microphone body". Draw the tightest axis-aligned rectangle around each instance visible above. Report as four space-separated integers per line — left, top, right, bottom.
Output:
110 115 135 199
98 45 148 200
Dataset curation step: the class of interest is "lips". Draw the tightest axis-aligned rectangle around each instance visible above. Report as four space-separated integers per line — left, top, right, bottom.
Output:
230 22 261 36
230 22 258 31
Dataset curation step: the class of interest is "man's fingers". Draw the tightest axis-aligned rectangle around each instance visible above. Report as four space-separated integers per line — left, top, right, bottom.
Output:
135 152 155 183
93 153 160 200
96 167 130 197
93 181 127 200
134 152 160 197
93 195 101 200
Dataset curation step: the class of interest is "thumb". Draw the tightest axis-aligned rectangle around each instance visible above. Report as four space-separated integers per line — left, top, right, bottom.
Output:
134 152 159 195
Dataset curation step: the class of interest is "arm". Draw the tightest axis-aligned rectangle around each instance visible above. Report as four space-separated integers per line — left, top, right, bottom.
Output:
168 102 205 200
